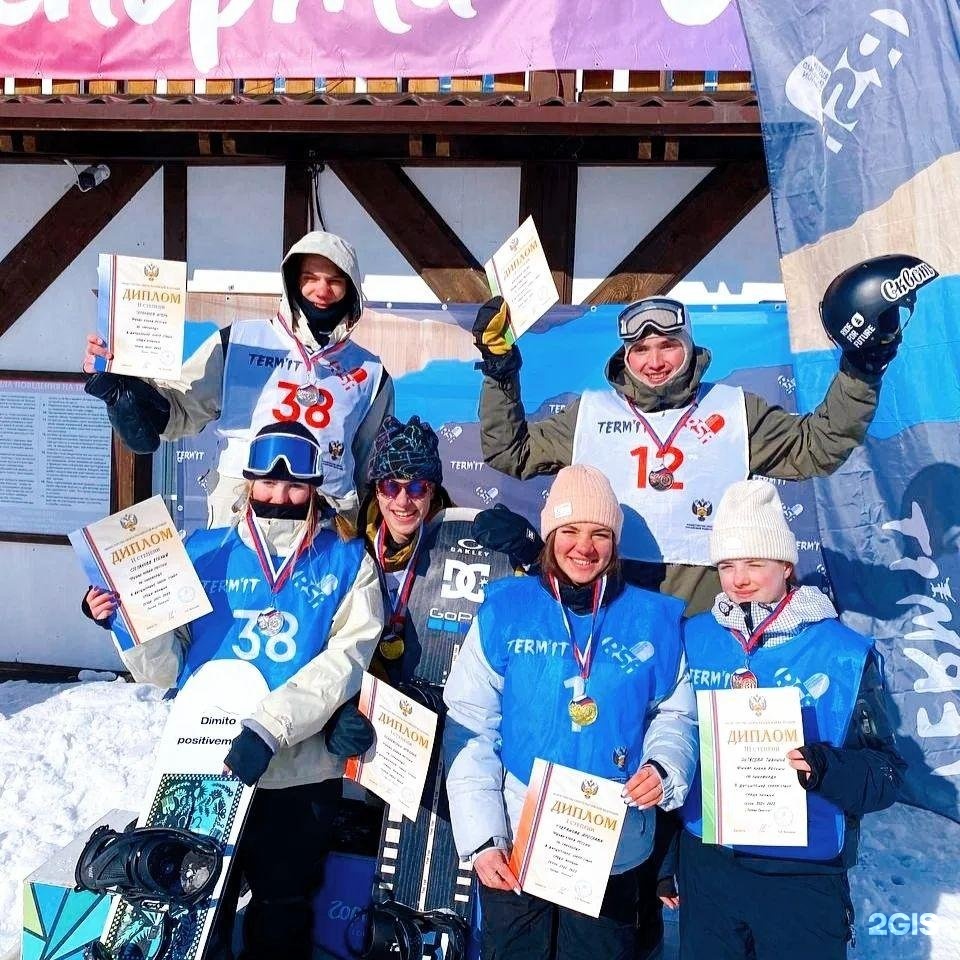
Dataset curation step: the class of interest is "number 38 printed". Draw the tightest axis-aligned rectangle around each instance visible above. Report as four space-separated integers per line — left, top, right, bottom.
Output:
272 379 335 429
232 609 299 663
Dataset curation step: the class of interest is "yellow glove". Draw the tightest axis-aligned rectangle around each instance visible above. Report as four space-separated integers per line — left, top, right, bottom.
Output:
473 297 513 358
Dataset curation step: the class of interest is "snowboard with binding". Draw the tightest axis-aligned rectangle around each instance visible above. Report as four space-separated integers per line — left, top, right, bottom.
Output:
80 659 269 960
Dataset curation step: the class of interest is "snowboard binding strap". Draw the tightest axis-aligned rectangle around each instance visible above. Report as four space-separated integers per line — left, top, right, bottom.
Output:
353 901 467 960
75 822 224 911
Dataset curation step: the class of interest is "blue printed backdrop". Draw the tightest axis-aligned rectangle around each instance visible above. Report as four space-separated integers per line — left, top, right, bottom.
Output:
739 0 960 820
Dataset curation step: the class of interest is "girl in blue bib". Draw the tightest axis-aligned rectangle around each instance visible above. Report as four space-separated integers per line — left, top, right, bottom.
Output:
443 464 698 960
676 479 905 960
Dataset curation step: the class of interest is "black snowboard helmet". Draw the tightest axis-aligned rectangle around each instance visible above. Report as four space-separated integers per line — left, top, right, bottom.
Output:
819 254 938 357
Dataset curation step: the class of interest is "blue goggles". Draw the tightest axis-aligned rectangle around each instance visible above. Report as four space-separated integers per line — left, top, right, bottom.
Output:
244 432 323 482
617 298 688 342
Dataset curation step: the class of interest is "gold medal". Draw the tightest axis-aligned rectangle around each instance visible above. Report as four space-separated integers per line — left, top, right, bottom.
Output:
379 635 405 661
568 696 599 726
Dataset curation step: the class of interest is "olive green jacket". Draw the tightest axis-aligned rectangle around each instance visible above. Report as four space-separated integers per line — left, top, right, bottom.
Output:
479 345 882 614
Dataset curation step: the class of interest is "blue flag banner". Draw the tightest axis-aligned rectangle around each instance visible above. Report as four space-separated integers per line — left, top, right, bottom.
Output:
739 0 960 819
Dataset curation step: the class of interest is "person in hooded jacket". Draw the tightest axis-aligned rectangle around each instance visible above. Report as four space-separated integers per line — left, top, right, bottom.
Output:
83 422 384 960
83 231 393 527
442 465 698 960
472 293 891 618
676 478 905 960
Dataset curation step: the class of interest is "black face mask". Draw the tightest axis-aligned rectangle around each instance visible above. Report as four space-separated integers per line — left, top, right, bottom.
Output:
251 500 310 520
295 292 352 345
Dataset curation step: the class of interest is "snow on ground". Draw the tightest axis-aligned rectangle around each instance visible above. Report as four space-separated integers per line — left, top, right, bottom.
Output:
2 676 960 958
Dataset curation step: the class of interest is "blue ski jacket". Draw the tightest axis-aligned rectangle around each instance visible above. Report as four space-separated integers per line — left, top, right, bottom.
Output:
443 572 698 873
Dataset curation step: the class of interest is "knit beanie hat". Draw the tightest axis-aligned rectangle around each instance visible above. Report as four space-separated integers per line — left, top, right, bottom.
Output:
709 479 799 564
541 465 623 541
367 415 443 484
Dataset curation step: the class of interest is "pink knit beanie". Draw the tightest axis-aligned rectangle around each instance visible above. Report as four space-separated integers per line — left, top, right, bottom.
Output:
541 465 623 540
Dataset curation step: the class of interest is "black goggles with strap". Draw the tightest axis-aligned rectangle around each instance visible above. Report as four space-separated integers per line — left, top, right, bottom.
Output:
617 298 689 342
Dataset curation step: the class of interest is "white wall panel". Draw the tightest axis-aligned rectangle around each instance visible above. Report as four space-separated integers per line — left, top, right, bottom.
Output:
404 166 522 266
186 167 284 274
0 542 123 670
573 166 710 304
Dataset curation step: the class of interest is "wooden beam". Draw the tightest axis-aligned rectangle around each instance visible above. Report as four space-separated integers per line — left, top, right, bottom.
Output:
328 160 490 302
519 162 578 304
586 159 769 305
0 162 160 337
529 70 577 101
164 161 187 262
283 162 311 252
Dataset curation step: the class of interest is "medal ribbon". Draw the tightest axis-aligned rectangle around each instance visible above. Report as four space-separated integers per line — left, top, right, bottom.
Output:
245 507 311 594
275 311 348 378
375 523 424 630
728 589 797 657
626 388 702 459
549 575 606 683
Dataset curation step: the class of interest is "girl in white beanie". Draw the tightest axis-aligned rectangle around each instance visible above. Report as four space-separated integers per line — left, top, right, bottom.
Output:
442 464 698 960
674 479 904 960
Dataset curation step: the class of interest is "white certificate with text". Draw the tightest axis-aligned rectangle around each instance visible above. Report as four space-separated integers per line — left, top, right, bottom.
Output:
484 216 559 341
509 758 625 917
96 253 187 379
69 495 211 652
697 686 807 847
345 672 439 822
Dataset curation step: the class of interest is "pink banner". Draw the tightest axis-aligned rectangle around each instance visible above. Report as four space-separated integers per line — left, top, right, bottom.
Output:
0 0 749 80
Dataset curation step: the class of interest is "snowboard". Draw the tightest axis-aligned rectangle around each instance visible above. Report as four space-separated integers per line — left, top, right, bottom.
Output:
92 659 269 960
373 508 514 935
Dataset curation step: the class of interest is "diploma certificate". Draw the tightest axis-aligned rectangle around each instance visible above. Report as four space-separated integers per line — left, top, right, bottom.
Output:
484 217 559 342
96 253 187 379
70 495 212 651
345 672 439 822
509 758 626 917
697 686 807 847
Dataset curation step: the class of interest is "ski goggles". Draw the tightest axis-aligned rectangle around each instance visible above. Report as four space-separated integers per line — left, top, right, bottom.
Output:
376 478 434 500
244 431 323 482
617 297 689 343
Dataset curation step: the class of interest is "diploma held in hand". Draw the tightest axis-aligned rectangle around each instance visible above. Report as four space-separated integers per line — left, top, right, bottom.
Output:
509 758 626 917
95 253 187 380
344 672 439 822
70 496 211 652
697 686 807 847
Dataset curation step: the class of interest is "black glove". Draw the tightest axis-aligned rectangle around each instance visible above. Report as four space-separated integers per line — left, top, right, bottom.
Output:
224 726 275 786
840 329 901 376
472 504 543 568
85 373 171 454
472 297 521 381
793 743 827 791
323 700 376 758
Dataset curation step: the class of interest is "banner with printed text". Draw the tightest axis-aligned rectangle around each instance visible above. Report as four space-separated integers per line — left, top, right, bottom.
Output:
0 0 748 80
738 0 960 821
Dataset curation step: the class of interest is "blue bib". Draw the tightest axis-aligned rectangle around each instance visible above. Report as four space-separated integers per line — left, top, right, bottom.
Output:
682 613 871 861
480 577 684 785
182 527 366 691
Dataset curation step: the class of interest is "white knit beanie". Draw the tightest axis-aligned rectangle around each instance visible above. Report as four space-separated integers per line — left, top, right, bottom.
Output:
709 479 798 564
541 465 623 541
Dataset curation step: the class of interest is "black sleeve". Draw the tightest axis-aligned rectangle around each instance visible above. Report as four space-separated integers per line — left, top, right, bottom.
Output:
797 651 906 816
